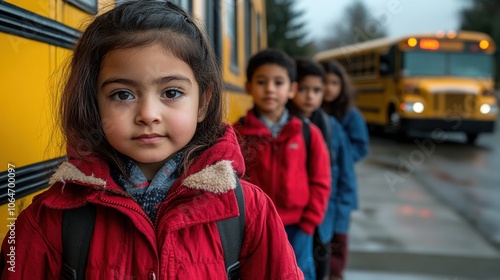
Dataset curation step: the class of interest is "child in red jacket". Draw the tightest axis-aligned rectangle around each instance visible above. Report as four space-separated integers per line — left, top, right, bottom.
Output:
233 49 331 280
0 2 303 279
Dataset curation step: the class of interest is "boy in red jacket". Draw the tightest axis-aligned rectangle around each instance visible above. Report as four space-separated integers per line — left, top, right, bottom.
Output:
233 49 331 280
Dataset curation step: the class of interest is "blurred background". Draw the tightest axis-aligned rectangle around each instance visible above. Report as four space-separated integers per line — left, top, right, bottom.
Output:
265 0 500 278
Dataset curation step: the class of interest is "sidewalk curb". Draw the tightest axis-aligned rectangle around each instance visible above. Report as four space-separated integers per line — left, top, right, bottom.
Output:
348 251 500 279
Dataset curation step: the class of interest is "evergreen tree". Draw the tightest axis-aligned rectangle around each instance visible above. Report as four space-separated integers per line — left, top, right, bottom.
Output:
266 0 313 58
318 0 387 51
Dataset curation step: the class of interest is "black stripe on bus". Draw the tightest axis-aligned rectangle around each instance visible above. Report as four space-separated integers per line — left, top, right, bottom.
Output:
0 157 66 205
0 2 81 49
224 82 246 94
356 86 385 94
358 106 380 113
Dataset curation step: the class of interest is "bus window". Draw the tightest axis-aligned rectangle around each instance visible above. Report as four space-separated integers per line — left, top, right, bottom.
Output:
403 52 446 76
380 54 390 75
117 0 192 11
171 0 193 13
205 0 222 61
245 0 252 61
404 51 493 78
380 45 397 76
226 0 239 72
257 14 262 51
65 0 98 14
449 53 493 78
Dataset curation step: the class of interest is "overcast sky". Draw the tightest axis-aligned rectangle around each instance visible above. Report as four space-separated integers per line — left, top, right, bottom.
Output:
295 0 472 41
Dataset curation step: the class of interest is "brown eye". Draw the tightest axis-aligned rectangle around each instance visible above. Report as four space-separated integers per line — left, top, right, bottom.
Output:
162 89 183 99
111 90 134 101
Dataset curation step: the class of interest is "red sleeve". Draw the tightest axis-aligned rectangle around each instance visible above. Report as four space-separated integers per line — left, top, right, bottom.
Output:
299 124 332 234
1 205 62 279
239 181 304 280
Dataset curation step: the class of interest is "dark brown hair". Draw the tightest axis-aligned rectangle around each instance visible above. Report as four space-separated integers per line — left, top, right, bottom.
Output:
246 49 296 83
296 58 325 83
287 58 325 116
320 60 354 121
59 0 224 176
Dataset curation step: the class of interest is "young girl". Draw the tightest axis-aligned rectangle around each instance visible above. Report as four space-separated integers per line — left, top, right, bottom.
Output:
320 61 369 279
289 59 356 280
320 61 369 163
0 2 303 279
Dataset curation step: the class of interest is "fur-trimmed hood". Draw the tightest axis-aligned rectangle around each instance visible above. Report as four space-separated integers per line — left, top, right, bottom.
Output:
48 125 245 198
50 160 237 194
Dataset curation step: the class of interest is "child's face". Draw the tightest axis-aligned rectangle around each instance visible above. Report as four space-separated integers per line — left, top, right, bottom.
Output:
293 75 323 117
97 43 204 175
323 73 342 102
246 64 296 120
293 75 324 117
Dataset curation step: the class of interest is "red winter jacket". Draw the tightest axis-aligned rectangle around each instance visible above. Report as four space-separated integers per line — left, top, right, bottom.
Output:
0 126 303 280
233 110 331 234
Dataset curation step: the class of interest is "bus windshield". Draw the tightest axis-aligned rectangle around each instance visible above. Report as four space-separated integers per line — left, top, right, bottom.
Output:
403 51 493 78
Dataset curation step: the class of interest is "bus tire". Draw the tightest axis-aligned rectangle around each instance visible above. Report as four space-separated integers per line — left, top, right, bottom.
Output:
388 106 407 141
368 124 384 136
466 133 479 144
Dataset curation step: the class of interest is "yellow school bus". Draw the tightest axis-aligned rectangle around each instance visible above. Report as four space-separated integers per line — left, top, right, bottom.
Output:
0 0 265 243
314 31 498 143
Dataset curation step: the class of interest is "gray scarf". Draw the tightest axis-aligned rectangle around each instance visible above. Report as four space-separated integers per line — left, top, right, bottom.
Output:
112 152 183 222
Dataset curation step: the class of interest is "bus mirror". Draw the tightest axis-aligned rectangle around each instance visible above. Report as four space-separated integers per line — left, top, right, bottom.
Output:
381 53 390 63
380 53 391 75
380 63 389 75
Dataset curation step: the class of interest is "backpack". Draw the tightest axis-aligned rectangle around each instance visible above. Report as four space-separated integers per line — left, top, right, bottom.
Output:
61 176 245 280
310 110 335 165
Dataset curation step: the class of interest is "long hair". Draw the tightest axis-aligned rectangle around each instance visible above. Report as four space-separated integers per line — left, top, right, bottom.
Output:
59 1 224 176
320 61 354 121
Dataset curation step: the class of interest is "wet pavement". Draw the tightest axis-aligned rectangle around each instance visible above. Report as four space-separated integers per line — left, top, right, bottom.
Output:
344 134 500 279
414 120 500 247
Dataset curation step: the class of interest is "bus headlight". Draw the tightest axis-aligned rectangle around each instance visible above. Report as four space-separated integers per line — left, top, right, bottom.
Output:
412 102 424 113
401 102 424 113
480 103 498 114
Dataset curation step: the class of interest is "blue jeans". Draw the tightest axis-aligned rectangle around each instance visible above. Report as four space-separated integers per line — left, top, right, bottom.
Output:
285 225 315 280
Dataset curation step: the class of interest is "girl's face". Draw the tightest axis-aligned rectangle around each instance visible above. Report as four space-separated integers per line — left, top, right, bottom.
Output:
323 73 342 102
293 75 324 118
97 43 204 178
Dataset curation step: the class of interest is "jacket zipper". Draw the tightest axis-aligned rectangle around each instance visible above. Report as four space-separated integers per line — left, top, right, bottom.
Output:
272 139 278 199
97 196 155 229
154 186 187 226
98 186 186 279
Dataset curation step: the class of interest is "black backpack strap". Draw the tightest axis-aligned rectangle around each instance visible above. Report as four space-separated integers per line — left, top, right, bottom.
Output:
61 182 245 280
302 119 311 148
217 175 245 280
302 119 311 168
62 203 97 280
320 111 336 164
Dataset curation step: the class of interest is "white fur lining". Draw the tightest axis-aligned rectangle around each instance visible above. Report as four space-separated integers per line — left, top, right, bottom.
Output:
49 161 107 186
182 160 236 194
49 160 236 194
